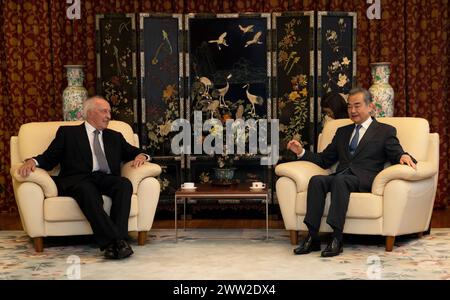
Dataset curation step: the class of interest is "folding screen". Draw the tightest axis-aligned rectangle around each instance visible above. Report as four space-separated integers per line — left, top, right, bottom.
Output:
185 13 272 202
317 11 357 123
96 14 138 130
139 14 184 200
95 11 357 210
273 11 315 160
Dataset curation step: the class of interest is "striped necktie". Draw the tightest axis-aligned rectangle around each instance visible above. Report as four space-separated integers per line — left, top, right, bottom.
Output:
349 124 362 156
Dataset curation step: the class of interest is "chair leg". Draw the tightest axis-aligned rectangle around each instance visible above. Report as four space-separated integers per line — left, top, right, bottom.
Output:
290 230 298 245
423 221 431 236
34 237 44 252
138 231 147 246
385 236 395 252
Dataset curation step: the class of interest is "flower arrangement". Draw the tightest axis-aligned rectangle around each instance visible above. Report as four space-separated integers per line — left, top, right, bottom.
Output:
197 121 256 184
207 120 256 169
217 150 235 168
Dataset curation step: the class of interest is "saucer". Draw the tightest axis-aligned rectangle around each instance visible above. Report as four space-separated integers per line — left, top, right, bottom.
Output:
250 186 265 191
181 186 197 191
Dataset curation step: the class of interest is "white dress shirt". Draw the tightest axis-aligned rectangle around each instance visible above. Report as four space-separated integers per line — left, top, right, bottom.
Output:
85 122 107 172
349 117 372 146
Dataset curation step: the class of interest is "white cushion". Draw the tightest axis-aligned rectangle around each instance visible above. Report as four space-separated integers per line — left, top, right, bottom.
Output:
44 194 138 222
295 191 383 219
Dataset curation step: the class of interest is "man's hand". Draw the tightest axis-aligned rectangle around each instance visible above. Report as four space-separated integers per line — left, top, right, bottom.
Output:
18 159 36 177
287 139 304 155
400 154 417 170
132 153 147 168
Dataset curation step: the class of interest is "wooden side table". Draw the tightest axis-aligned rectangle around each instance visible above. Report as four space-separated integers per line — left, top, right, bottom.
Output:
174 183 269 241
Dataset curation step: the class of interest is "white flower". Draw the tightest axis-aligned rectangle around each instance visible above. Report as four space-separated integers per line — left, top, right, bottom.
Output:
158 121 172 137
337 73 348 87
342 57 351 65
331 61 340 70
326 30 337 41
209 124 223 137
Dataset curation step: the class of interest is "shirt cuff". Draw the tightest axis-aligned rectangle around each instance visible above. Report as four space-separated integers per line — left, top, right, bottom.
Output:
296 149 306 159
25 158 39 167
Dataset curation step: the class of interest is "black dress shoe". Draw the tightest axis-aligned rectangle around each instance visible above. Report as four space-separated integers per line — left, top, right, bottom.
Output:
104 243 118 259
321 237 343 257
116 239 134 259
293 234 321 255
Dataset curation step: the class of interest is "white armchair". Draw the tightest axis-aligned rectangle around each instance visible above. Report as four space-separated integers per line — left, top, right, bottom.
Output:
10 121 162 252
275 118 439 251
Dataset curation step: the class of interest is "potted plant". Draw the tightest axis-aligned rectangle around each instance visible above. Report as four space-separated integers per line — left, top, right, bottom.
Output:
213 147 237 184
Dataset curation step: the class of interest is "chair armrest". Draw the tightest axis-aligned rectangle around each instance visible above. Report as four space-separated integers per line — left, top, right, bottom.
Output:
275 161 329 193
10 164 58 197
372 161 438 195
121 162 162 193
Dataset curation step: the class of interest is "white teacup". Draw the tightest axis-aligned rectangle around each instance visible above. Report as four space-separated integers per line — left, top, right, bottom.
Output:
181 182 195 189
252 182 266 189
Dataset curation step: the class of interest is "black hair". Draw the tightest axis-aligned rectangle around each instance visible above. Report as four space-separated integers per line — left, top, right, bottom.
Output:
321 92 348 119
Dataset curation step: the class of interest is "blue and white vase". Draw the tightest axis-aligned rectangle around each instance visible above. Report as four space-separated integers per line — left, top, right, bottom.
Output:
369 62 394 117
62 65 88 121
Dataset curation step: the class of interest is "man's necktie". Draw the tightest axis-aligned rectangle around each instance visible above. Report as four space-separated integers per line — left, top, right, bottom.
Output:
349 124 362 156
93 130 111 173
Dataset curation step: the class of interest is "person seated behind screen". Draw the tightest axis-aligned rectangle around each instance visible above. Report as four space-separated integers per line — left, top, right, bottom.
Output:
321 92 349 121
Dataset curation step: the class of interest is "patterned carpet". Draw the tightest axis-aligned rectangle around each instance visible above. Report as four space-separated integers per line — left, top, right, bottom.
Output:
0 229 449 280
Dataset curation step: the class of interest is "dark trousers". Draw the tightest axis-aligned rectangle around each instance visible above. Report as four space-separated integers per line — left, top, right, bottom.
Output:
63 172 133 249
304 171 359 234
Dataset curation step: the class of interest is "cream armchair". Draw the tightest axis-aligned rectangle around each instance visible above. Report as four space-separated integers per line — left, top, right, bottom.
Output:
10 121 162 252
275 118 439 251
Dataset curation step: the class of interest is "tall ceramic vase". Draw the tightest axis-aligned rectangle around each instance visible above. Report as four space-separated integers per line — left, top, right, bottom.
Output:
368 62 394 117
63 65 88 120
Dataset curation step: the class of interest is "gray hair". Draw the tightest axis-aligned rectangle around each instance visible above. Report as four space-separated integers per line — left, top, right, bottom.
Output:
348 87 372 105
82 96 106 119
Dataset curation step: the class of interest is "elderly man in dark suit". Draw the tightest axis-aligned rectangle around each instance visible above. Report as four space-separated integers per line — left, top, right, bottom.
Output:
287 87 417 257
18 96 149 259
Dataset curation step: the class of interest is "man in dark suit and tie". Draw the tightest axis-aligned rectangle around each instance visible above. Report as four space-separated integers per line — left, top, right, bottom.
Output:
18 96 149 259
287 87 417 257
